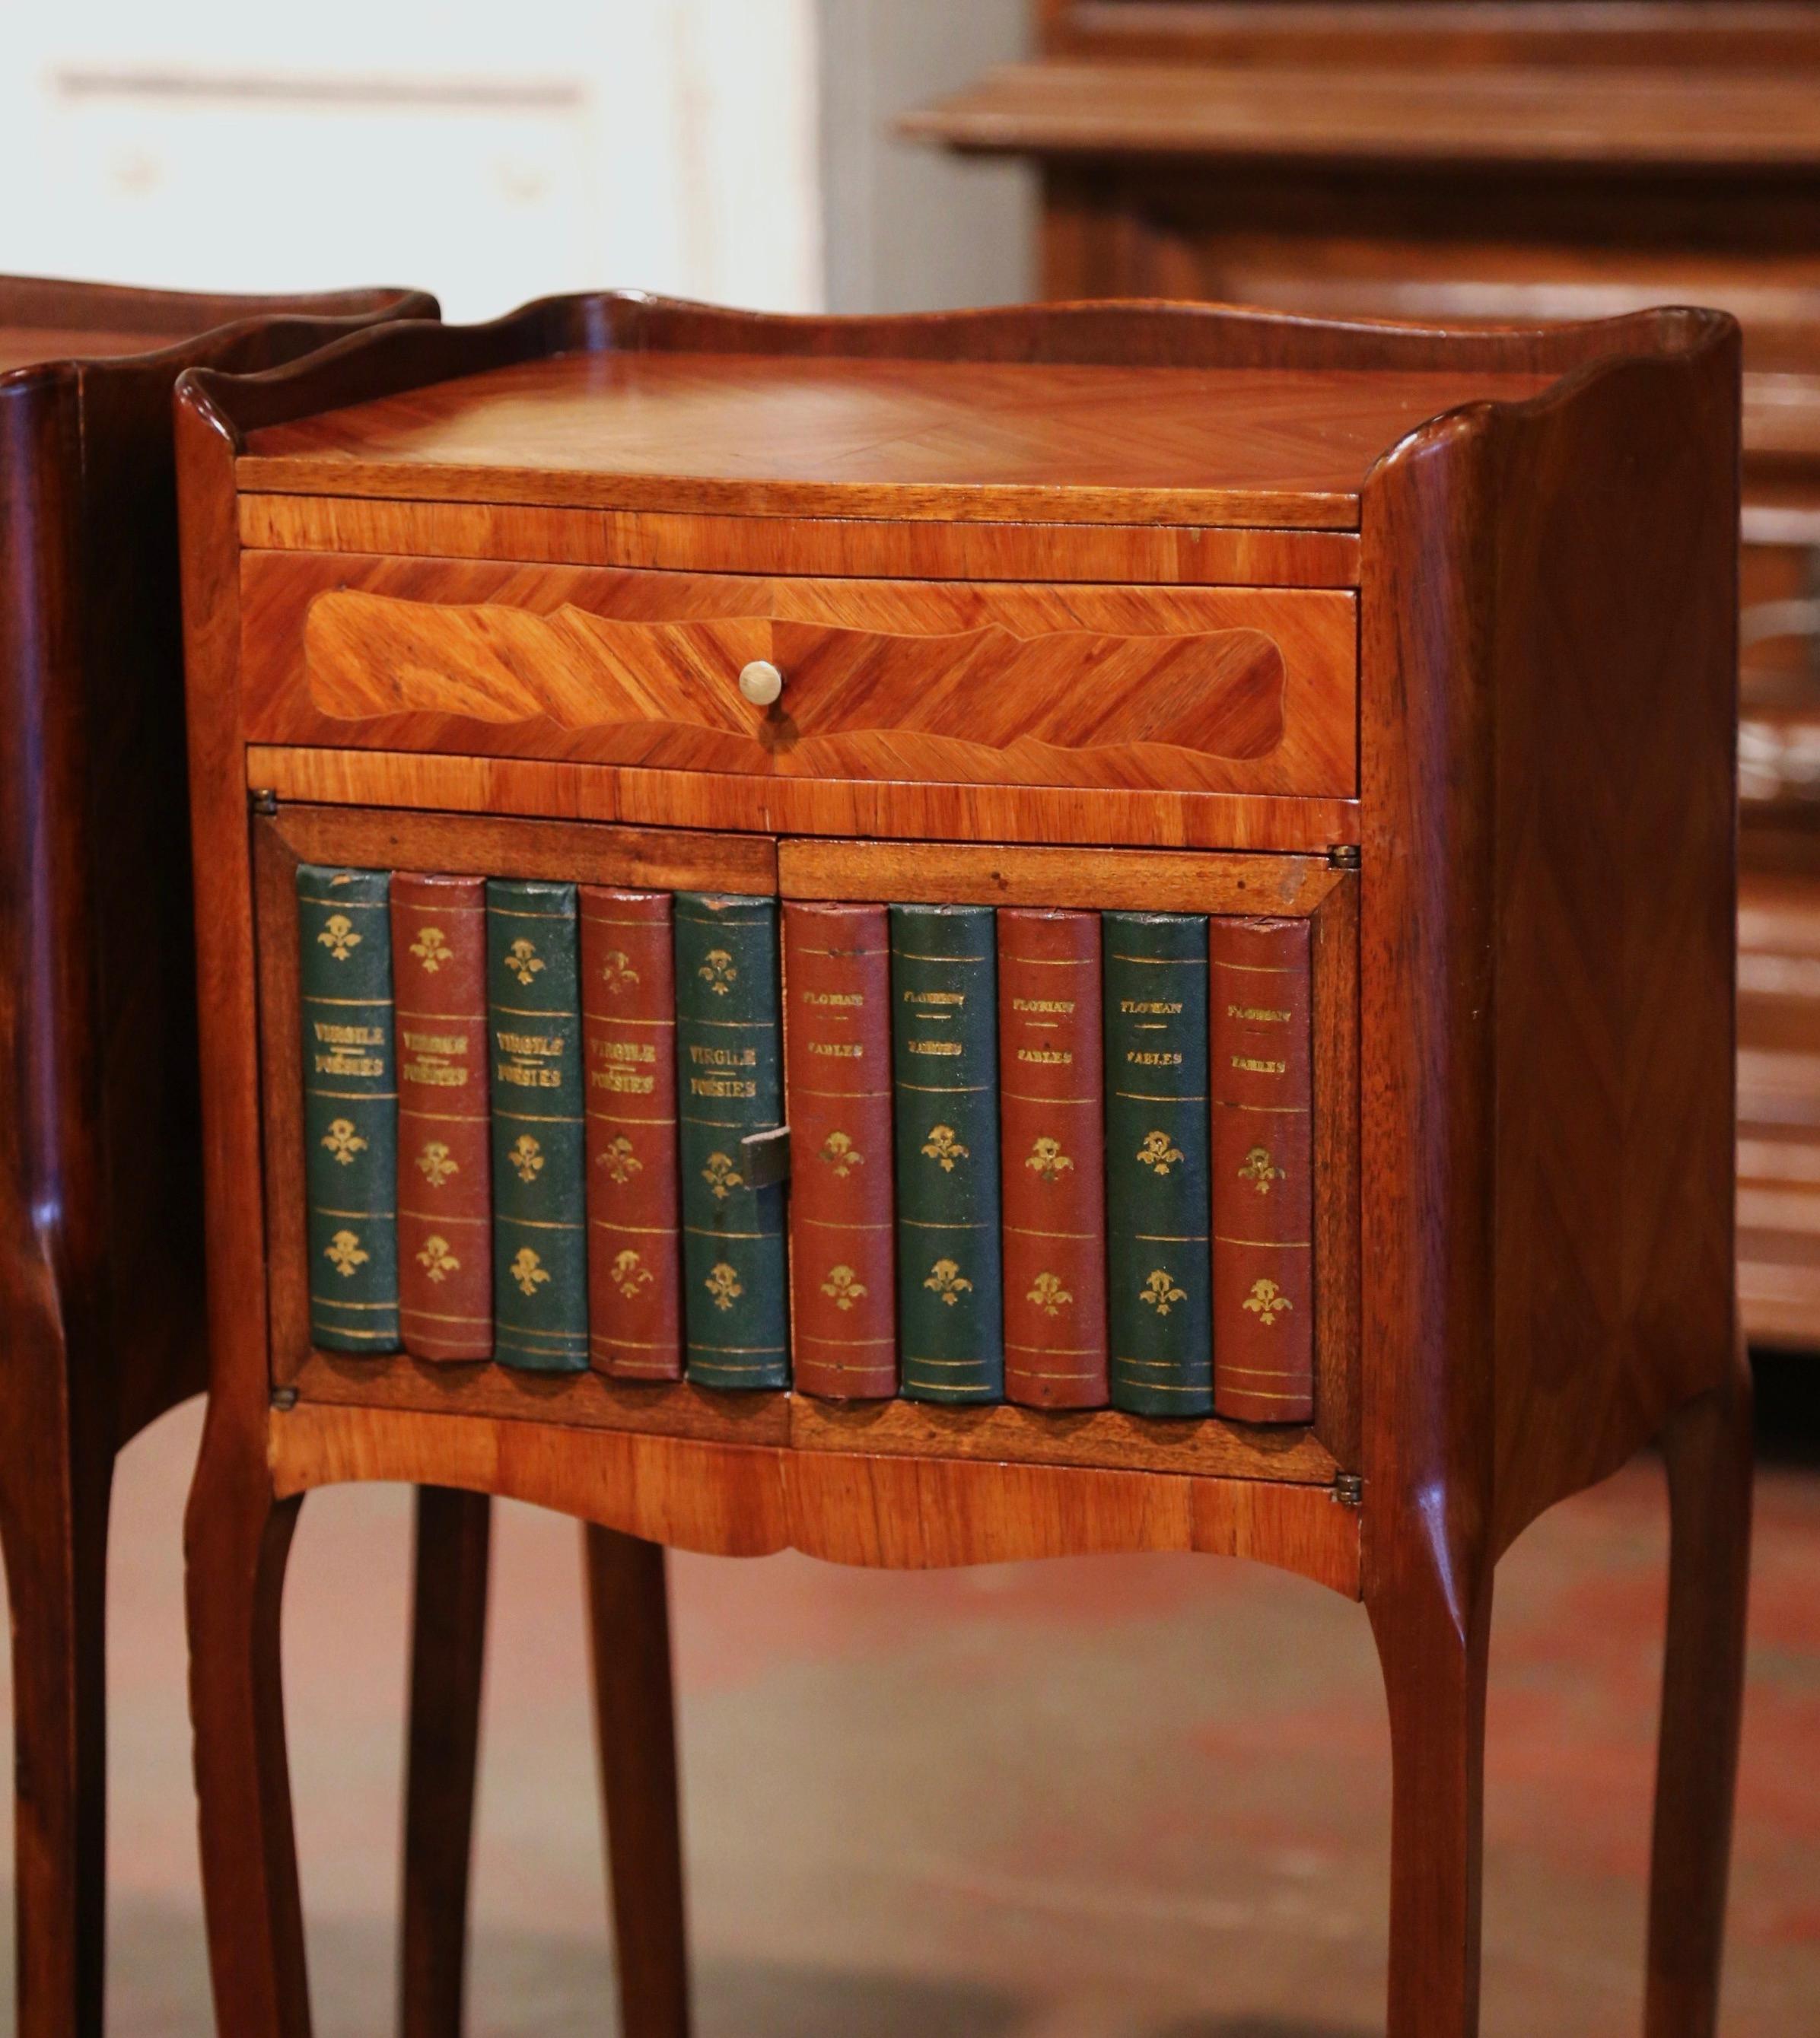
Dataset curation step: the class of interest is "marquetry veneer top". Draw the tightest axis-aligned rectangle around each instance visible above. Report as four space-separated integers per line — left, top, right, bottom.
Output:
237 349 1558 530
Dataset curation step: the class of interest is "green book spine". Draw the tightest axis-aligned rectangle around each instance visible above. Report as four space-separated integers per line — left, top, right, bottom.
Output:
487 880 588 1372
1104 911 1213 1416
890 903 1004 1404
675 894 789 1390
297 864 399 1353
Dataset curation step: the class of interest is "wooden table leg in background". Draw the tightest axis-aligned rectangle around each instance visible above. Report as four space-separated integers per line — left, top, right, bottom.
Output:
399 1487 493 2038
586 1525 690 2038
1647 1356 1755 2038
0 1381 111 2038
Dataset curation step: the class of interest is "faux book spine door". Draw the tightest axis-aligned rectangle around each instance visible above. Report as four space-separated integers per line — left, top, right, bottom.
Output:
297 863 399 1353
675 894 790 1390
488 879 589 1372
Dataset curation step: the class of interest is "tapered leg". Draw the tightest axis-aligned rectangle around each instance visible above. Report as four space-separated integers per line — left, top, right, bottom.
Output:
0 1419 110 2038
585 1525 689 2038
186 1430 310 2038
1646 1359 1754 2038
1369 1552 1494 2038
399 1487 492 2038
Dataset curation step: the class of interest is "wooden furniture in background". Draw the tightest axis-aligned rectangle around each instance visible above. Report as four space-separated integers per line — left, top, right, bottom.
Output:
907 0 1820 1353
0 276 501 2038
175 294 1748 2038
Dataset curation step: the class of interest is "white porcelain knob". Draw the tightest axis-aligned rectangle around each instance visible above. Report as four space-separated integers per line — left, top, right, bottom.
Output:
738 659 784 708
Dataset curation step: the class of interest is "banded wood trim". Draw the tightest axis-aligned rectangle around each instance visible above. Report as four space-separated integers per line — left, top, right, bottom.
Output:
246 747 1363 854
778 837 1340 914
791 1397 1335 1483
267 1397 1364 1592
266 803 778 895
237 494 1365 590
243 552 1359 800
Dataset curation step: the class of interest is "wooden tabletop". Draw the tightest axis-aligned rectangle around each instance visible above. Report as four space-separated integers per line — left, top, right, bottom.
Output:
904 61 1820 171
0 326 177 373
239 348 1559 530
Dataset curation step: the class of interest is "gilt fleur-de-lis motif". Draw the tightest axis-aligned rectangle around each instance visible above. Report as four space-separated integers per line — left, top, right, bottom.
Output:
921 1124 968 1172
817 1130 864 1178
509 1248 549 1297
701 1151 744 1200
504 936 545 987
924 1258 973 1306
600 1135 641 1185
1141 1268 1186 1316
1137 1130 1185 1176
1242 1278 1293 1328
317 913 361 962
598 949 640 995
705 1261 743 1312
698 948 737 996
508 1134 545 1184
417 1141 458 1188
821 1264 867 1312
1026 1135 1073 1184
416 1235 459 1283
324 1229 368 1278
611 1249 653 1298
320 1117 367 1166
1027 1271 1073 1317
1238 1145 1285 1195
410 925 453 972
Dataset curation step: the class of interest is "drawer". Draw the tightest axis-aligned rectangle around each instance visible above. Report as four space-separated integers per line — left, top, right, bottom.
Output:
240 550 1357 799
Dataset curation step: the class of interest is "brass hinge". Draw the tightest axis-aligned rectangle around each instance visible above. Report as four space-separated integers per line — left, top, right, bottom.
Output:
250 787 278 816
1327 844 1360 870
1332 1472 1363 1507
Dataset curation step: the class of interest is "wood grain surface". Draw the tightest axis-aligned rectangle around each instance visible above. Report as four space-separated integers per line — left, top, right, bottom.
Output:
242 552 1357 796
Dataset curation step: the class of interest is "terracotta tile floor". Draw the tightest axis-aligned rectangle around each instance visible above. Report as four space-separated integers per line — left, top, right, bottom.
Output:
2 1391 1817 2036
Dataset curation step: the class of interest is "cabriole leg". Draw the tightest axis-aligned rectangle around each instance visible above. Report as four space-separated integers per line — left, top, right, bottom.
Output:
1646 1358 1753 2038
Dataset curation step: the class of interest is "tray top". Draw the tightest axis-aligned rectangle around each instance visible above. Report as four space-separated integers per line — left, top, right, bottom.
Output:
237 348 1560 531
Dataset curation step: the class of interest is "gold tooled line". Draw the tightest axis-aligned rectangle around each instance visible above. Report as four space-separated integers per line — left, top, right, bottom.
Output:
684 1226 777 1242
496 1216 584 1232
796 1216 892 1230
590 1221 673 1235
894 951 988 963
1112 1091 1208 1102
587 1108 677 1124
1109 953 1201 965
310 1088 399 1101
397 1109 488 1123
308 1294 399 1310
304 993 395 1007
397 1308 494 1325
1216 1237 1311 1250
796 1334 896 1346
313 1206 396 1219
1212 959 1300 973
581 1013 675 1026
298 892 387 910
492 1003 577 1019
895 1082 991 1095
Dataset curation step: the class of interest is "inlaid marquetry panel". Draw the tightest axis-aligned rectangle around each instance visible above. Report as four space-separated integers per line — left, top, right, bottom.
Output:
240 552 1358 797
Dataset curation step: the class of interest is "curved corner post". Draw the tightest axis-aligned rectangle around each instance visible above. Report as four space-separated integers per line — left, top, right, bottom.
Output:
1645 1342 1754 2038
586 1525 691 2038
1357 409 1505 2038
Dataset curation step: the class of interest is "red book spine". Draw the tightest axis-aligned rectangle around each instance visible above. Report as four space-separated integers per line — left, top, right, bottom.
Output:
783 901 896 1399
391 874 493 1360
1210 916 1316 1423
998 909 1109 1409
581 888 682 1380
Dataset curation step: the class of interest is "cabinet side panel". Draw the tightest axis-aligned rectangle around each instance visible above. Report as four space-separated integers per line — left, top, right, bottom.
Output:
1488 336 1741 1553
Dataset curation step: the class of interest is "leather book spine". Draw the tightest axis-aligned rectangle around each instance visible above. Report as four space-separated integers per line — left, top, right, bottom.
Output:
675 893 789 1390
581 887 682 1381
391 874 492 1360
998 908 1109 1409
890 903 1004 1404
297 863 399 1353
486 879 588 1372
783 901 896 1401
1104 911 1213 1416
1210 915 1316 1423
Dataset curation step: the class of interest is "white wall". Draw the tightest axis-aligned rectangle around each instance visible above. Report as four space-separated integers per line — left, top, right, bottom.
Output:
0 0 824 321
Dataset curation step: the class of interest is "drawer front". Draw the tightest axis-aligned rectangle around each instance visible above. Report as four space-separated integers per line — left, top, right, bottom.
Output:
240 551 1357 798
